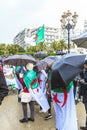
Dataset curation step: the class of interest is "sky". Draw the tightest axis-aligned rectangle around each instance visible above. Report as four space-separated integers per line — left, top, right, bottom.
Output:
0 0 87 44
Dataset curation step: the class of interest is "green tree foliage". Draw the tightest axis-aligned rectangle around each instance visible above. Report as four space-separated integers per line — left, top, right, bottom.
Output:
6 44 25 54
51 40 67 51
18 46 25 52
51 41 59 51
27 42 48 52
36 42 44 51
0 44 7 55
7 44 18 54
27 45 37 52
0 40 68 56
58 40 67 51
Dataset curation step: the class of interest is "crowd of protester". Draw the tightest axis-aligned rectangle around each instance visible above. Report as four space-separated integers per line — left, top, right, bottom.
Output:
1 55 87 130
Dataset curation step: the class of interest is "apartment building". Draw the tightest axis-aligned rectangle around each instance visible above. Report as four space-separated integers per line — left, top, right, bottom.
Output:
13 26 82 48
84 20 87 32
13 26 60 48
13 28 30 49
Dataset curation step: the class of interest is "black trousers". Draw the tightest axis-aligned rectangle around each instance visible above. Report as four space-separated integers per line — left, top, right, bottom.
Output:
47 94 51 114
22 101 35 119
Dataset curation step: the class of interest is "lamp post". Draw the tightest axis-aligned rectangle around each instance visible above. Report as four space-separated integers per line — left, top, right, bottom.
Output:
60 10 78 53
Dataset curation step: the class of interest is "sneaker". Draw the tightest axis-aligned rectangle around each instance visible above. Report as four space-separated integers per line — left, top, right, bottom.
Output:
45 114 52 120
80 126 87 130
19 118 28 123
28 118 35 122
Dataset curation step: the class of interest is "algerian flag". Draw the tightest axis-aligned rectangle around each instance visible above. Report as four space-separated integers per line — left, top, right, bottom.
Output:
23 70 49 112
35 25 44 44
25 25 44 46
25 36 36 46
51 82 78 130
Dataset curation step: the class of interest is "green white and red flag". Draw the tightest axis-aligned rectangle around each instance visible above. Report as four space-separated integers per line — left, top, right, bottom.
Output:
35 25 44 44
27 25 44 46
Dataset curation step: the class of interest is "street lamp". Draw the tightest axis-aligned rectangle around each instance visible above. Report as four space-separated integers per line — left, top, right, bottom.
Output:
60 10 78 53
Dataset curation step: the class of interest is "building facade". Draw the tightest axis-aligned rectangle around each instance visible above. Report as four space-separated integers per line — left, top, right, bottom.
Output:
30 26 60 45
13 26 61 48
84 20 87 32
13 26 82 49
13 28 30 49
45 27 63 45
61 29 82 41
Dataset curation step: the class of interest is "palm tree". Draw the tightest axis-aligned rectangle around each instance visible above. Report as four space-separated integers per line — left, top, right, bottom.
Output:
58 40 67 51
51 41 59 51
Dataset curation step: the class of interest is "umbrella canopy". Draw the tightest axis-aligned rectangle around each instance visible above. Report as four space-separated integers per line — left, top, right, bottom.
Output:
56 51 66 55
34 60 47 72
72 32 87 48
43 57 54 67
4 54 37 66
33 56 58 72
51 53 86 89
43 56 60 67
46 56 59 62
34 51 47 58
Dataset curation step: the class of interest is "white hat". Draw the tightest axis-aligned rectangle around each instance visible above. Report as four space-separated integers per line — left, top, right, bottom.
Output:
26 63 34 70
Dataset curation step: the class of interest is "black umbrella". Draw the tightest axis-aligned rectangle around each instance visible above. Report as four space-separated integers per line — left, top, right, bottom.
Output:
34 60 47 72
4 54 37 66
43 57 54 67
72 32 87 48
51 53 86 89
46 56 59 61
34 57 57 72
34 51 47 58
56 51 66 55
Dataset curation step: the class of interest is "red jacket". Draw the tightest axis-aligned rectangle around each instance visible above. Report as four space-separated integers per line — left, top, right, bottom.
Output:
19 78 29 93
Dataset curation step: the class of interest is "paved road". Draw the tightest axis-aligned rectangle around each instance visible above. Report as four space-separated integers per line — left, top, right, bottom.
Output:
0 94 86 130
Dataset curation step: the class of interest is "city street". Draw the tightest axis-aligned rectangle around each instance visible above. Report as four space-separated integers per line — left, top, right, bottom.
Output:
0 94 86 130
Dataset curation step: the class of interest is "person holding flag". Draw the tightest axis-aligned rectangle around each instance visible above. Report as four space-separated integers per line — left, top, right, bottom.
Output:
23 63 49 113
51 82 78 130
50 53 86 130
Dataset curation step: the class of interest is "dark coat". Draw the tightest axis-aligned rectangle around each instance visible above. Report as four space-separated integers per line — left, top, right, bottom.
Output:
0 68 8 105
80 82 87 103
